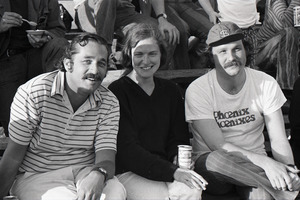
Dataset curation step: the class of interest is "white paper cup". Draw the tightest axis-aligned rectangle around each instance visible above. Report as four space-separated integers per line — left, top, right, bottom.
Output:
294 6 300 27
178 145 192 169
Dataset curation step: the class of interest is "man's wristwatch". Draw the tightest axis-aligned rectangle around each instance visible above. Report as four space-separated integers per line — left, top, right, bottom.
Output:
156 13 167 19
92 167 108 181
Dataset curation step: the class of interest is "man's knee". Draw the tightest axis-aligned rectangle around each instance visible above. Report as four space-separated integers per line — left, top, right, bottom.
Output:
103 176 126 200
194 151 236 195
195 150 236 172
168 181 202 200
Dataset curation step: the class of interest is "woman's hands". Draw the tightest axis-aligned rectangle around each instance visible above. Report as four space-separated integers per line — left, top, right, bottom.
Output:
173 167 208 190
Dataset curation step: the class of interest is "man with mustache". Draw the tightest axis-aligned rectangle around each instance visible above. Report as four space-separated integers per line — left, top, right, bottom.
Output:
0 33 126 200
185 21 300 199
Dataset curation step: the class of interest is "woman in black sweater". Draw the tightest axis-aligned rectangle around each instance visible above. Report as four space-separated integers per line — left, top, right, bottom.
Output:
109 23 207 200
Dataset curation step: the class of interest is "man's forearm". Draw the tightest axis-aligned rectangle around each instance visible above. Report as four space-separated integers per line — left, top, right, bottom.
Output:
271 140 295 165
151 0 166 16
0 158 22 198
198 0 215 16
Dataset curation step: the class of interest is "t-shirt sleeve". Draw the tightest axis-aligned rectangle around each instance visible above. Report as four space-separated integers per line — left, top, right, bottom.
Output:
262 75 286 116
185 78 214 122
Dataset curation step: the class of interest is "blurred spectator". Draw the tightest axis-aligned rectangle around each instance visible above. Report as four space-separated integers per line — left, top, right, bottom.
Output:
74 0 179 69
157 0 213 69
0 0 68 136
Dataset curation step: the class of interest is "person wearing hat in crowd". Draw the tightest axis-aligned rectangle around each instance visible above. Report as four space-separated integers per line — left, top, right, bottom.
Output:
185 21 300 199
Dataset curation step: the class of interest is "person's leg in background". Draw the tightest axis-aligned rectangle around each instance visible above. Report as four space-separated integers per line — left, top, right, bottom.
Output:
164 2 213 69
170 2 213 69
41 37 69 73
256 27 300 90
168 2 212 43
75 0 117 45
164 4 191 69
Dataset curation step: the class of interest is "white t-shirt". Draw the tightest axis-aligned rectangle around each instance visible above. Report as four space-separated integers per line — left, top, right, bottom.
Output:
217 0 260 28
185 68 286 160
73 0 86 9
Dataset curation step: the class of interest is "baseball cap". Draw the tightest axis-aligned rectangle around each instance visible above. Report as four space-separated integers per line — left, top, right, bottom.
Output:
206 21 244 47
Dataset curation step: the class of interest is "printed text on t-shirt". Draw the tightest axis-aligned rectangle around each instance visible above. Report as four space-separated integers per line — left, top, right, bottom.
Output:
214 108 256 128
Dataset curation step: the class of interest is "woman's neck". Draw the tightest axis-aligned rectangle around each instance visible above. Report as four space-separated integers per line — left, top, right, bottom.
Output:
127 71 155 96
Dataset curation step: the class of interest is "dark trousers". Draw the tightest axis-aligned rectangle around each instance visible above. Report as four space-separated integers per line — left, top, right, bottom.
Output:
0 37 67 136
195 150 299 200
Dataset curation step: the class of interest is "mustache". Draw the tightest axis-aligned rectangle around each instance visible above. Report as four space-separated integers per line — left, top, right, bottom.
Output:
83 73 103 81
224 60 242 68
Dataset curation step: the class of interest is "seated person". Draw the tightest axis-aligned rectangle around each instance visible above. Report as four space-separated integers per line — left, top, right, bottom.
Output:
0 33 126 200
108 23 207 200
198 0 300 90
289 76 300 168
150 0 213 69
185 21 300 199
74 0 179 69
0 0 68 136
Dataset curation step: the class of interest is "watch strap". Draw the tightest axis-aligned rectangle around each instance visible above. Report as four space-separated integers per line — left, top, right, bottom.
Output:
92 167 108 181
156 13 167 19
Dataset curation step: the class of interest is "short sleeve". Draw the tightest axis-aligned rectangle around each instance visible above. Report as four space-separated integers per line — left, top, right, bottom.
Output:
185 76 215 122
262 75 286 115
9 84 38 146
